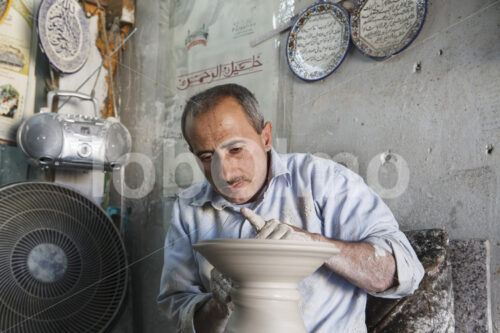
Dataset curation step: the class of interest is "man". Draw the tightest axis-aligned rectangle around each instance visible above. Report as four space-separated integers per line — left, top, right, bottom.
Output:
158 84 424 332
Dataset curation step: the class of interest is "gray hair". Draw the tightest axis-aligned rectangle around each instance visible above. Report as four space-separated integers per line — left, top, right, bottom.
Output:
181 84 264 144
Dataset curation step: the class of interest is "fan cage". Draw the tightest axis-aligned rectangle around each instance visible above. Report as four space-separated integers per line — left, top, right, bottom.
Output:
0 182 128 333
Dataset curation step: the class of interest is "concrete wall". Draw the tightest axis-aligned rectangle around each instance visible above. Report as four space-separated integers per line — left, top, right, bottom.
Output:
286 0 500 330
120 0 500 331
117 0 172 330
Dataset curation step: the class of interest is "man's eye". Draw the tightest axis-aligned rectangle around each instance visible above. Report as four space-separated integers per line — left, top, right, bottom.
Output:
200 155 212 162
230 147 242 153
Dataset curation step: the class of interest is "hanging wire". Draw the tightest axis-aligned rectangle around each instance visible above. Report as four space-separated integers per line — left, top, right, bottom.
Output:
55 27 137 114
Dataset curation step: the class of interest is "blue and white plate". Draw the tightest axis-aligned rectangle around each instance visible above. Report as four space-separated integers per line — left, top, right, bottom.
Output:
37 0 90 74
286 2 350 82
350 0 427 59
0 0 11 24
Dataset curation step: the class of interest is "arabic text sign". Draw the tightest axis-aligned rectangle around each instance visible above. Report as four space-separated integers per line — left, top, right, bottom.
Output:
176 55 263 91
295 12 344 70
359 0 417 50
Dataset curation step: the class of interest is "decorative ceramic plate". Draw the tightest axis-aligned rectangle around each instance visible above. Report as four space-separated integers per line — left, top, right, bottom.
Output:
286 2 350 81
36 0 90 74
350 0 427 59
0 0 11 24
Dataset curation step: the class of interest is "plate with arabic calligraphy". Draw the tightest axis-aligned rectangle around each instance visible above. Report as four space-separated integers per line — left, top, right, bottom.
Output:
287 2 350 82
37 0 90 74
350 0 427 59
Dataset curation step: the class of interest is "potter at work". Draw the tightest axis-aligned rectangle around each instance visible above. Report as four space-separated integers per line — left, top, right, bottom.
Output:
157 84 425 332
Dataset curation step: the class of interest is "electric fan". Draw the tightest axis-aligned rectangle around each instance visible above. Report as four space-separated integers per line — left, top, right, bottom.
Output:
0 182 128 332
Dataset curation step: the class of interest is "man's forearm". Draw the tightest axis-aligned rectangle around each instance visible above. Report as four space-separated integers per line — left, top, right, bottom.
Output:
315 234 396 293
240 207 396 293
194 298 230 333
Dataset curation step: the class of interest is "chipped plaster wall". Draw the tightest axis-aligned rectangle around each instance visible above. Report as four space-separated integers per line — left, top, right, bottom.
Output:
121 0 500 331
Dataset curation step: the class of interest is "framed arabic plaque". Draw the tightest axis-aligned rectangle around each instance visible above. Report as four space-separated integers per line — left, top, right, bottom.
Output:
350 0 427 59
286 2 350 82
36 0 90 74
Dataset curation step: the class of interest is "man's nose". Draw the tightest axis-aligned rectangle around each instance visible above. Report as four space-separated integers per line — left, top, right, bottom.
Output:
212 153 235 183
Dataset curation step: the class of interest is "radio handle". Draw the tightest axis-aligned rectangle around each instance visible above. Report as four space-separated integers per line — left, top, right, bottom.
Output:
46 90 99 118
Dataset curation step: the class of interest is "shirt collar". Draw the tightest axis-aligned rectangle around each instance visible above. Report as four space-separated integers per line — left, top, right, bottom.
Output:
268 147 291 182
188 147 290 210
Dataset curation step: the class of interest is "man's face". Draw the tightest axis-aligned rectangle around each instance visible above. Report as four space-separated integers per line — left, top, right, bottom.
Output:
185 97 272 204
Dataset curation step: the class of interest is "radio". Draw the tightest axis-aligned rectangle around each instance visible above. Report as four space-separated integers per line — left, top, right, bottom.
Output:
17 90 132 170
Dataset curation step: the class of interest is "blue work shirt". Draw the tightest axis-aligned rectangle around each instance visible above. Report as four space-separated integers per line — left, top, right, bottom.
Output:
158 148 424 332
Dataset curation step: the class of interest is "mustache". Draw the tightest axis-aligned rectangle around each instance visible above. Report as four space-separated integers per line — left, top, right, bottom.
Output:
226 176 251 185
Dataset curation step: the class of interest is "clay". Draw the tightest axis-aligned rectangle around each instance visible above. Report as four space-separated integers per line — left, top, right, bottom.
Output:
193 238 339 333
373 244 387 258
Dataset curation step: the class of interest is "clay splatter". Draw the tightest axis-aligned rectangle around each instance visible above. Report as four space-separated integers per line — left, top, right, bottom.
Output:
373 244 387 259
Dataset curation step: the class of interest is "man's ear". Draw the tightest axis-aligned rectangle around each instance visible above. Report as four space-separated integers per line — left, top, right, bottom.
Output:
261 121 273 151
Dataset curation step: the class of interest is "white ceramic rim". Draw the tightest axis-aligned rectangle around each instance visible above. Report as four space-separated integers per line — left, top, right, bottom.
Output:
193 238 340 254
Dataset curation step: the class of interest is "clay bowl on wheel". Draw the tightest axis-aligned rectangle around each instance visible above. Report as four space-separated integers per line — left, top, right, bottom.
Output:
193 238 339 333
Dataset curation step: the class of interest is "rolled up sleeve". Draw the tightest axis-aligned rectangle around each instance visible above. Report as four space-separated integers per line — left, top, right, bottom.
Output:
157 199 211 332
317 161 425 298
364 233 425 298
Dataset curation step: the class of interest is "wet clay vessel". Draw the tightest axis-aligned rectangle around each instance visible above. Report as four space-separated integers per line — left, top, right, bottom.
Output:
193 238 340 333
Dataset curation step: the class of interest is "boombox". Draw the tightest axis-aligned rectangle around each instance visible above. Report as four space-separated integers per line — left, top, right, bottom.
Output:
17 90 132 170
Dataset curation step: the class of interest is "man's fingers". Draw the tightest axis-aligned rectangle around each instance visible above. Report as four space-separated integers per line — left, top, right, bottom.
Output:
240 209 314 242
211 269 231 290
284 231 312 241
268 224 292 240
210 268 233 304
256 220 280 239
212 282 231 304
241 207 266 231
283 224 313 241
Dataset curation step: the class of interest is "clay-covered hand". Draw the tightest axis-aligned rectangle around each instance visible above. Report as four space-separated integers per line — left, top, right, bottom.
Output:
241 207 315 241
210 268 234 317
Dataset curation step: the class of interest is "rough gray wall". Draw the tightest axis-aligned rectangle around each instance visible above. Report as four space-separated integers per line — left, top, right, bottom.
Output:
117 0 172 331
120 0 500 331
287 0 500 330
